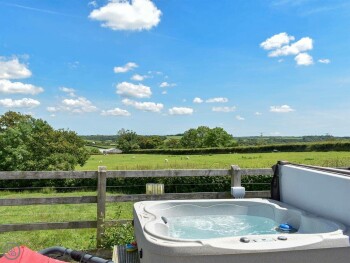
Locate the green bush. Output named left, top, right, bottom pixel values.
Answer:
left=101, top=205, right=135, bottom=248
left=101, top=222, right=134, bottom=248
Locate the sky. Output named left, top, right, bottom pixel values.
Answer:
left=0, top=0, right=350, bottom=136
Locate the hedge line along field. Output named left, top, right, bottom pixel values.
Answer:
left=76, top=151, right=350, bottom=170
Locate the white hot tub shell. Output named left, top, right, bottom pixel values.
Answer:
left=133, top=199, right=350, bottom=263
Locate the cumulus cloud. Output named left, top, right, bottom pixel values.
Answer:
left=0, top=79, right=44, bottom=95
left=59, top=87, right=76, bottom=97
left=159, top=82, right=176, bottom=88
left=61, top=97, right=98, bottom=113
left=212, top=106, right=236, bottom=112
left=122, top=98, right=163, bottom=112
left=261, top=33, right=314, bottom=66
left=193, top=97, right=203, bottom=103
left=318, top=58, right=330, bottom=64
left=89, top=0, right=161, bottom=31
left=268, top=37, right=313, bottom=57
left=270, top=105, right=295, bottom=113
left=114, top=62, right=138, bottom=73
left=206, top=97, right=228, bottom=103
left=295, top=53, right=314, bottom=66
left=236, top=115, right=245, bottom=121
left=47, top=106, right=58, bottom=112
left=131, top=74, right=149, bottom=81
left=260, top=32, right=295, bottom=50
left=255, top=112, right=262, bottom=116
left=168, top=107, right=193, bottom=115
left=47, top=97, right=97, bottom=114
left=161, top=91, right=167, bottom=95
left=0, top=98, right=40, bottom=108
left=101, top=108, right=131, bottom=116
left=116, top=81, right=152, bottom=98
left=0, top=57, right=32, bottom=79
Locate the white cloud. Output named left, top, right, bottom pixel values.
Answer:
left=169, top=107, right=193, bottom=115
left=122, top=98, right=163, bottom=112
left=116, top=81, right=152, bottom=98
left=101, top=108, right=131, bottom=116
left=131, top=74, right=148, bottom=81
left=236, top=115, right=245, bottom=121
left=268, top=37, right=313, bottom=57
left=212, top=106, right=236, bottom=112
left=255, top=112, right=262, bottom=116
left=318, top=58, right=330, bottom=64
left=0, top=57, right=32, bottom=79
left=261, top=33, right=314, bottom=66
left=159, top=81, right=176, bottom=88
left=0, top=79, right=44, bottom=95
left=161, top=91, right=167, bottom=95
left=67, top=61, right=79, bottom=69
left=193, top=97, right=203, bottom=103
left=206, top=97, right=228, bottom=103
left=59, top=87, right=76, bottom=97
left=89, top=0, right=161, bottom=31
left=88, top=1, right=98, bottom=8
left=47, top=106, right=58, bottom=112
left=295, top=52, right=313, bottom=66
left=61, top=97, right=98, bottom=113
left=0, top=98, right=40, bottom=108
left=270, top=105, right=295, bottom=113
left=260, top=32, right=295, bottom=50
left=113, top=62, right=138, bottom=73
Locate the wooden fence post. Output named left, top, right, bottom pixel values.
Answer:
left=96, top=166, right=107, bottom=248
left=230, top=165, right=241, bottom=187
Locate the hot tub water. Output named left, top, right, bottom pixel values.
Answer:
left=167, top=214, right=279, bottom=239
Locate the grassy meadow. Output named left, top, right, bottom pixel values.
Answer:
left=77, top=151, right=350, bottom=170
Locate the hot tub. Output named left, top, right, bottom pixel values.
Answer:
left=133, top=199, right=350, bottom=263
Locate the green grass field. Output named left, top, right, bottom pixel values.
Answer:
left=1, top=151, right=350, bottom=251
left=77, top=151, right=350, bottom=170
left=0, top=191, right=134, bottom=251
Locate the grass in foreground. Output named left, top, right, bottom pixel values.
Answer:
left=0, top=191, right=133, bottom=251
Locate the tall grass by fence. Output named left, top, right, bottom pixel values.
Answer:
left=0, top=166, right=273, bottom=247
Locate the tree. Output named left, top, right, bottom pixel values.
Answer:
left=116, top=129, right=140, bottom=153
left=180, top=126, right=236, bottom=148
left=203, top=127, right=235, bottom=147
left=0, top=111, right=89, bottom=171
left=137, top=135, right=164, bottom=149
left=180, top=128, right=200, bottom=148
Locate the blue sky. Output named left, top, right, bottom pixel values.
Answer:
left=0, top=0, right=349, bottom=136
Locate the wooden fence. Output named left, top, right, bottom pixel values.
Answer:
left=0, top=165, right=273, bottom=247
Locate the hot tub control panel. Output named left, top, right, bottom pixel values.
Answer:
left=240, top=236, right=288, bottom=243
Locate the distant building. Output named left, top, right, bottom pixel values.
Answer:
left=99, top=148, right=122, bottom=154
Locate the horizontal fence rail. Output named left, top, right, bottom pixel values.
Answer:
left=0, top=166, right=274, bottom=246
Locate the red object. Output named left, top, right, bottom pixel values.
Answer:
left=0, top=246, right=67, bottom=263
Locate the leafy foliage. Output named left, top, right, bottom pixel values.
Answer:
left=180, top=126, right=236, bottom=148
left=115, top=129, right=140, bottom=153
left=0, top=111, right=89, bottom=171
left=101, top=205, right=135, bottom=248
